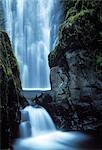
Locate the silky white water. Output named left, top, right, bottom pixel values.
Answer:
left=2, top=0, right=60, bottom=90
left=20, top=106, right=56, bottom=137
left=14, top=106, right=90, bottom=150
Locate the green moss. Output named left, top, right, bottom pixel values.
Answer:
left=66, top=7, right=74, bottom=19
left=6, top=67, right=12, bottom=76
left=99, top=32, right=102, bottom=38
left=96, top=55, right=102, bottom=67
left=50, top=0, right=102, bottom=68
left=0, top=61, right=12, bottom=78
left=14, top=53, right=20, bottom=74
left=68, top=9, right=92, bottom=23
left=0, top=62, right=6, bottom=75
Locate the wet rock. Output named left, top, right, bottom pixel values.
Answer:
left=0, top=31, right=22, bottom=149
left=48, top=0, right=102, bottom=132
left=50, top=66, right=69, bottom=101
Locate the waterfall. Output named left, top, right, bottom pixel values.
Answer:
left=14, top=106, right=91, bottom=150
left=20, top=105, right=56, bottom=137
left=2, top=0, right=61, bottom=90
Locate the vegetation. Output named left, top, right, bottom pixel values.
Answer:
left=0, top=32, right=21, bottom=97
left=50, top=0, right=102, bottom=70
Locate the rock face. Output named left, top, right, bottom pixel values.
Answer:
left=47, top=0, right=102, bottom=132
left=0, top=31, right=22, bottom=149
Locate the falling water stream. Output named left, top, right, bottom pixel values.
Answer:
left=13, top=105, right=92, bottom=150
left=20, top=106, right=56, bottom=137
left=2, top=0, right=60, bottom=90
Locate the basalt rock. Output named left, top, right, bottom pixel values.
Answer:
left=48, top=0, right=102, bottom=132
left=0, top=31, right=24, bottom=149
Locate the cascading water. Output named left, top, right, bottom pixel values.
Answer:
left=20, top=106, right=56, bottom=137
left=14, top=105, right=91, bottom=150
left=2, top=0, right=61, bottom=90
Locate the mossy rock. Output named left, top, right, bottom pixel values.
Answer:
left=49, top=0, right=102, bottom=68
left=59, top=0, right=101, bottom=49
left=0, top=31, right=22, bottom=149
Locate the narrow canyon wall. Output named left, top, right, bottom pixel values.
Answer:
left=47, top=0, right=102, bottom=131
left=0, top=31, right=22, bottom=149
left=0, top=2, right=102, bottom=149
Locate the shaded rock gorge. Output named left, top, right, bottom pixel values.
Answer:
left=0, top=31, right=21, bottom=149
left=0, top=0, right=102, bottom=149
left=40, top=0, right=102, bottom=133
left=0, top=31, right=28, bottom=149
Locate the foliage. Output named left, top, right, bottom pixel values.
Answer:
left=58, top=0, right=102, bottom=50
left=49, top=0, right=102, bottom=68
left=96, top=54, right=102, bottom=72
left=68, top=9, right=90, bottom=23
left=0, top=32, right=21, bottom=92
